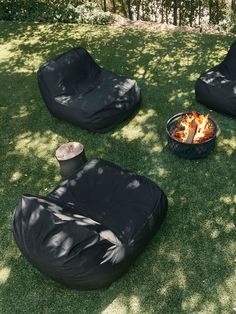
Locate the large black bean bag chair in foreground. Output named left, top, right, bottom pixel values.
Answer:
left=13, top=159, right=168, bottom=290
left=37, top=48, right=141, bottom=132
left=195, top=41, right=236, bottom=116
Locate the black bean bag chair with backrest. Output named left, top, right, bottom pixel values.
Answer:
left=195, top=41, right=236, bottom=116
left=37, top=47, right=141, bottom=132
left=12, top=159, right=167, bottom=290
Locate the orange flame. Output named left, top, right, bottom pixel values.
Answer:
left=173, top=112, right=214, bottom=143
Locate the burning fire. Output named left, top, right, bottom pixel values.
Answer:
left=173, top=112, right=215, bottom=144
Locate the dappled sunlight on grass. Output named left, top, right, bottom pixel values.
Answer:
left=220, top=195, right=236, bottom=205
left=148, top=166, right=170, bottom=178
left=112, top=109, right=160, bottom=143
left=102, top=294, right=141, bottom=314
left=112, top=126, right=144, bottom=142
left=216, top=272, right=236, bottom=309
left=0, top=267, right=11, bottom=285
left=102, top=298, right=127, bottom=314
left=9, top=171, right=22, bottom=183
left=0, top=39, right=38, bottom=74
left=0, top=21, right=235, bottom=313
left=188, top=72, right=200, bottom=81
left=168, top=90, right=193, bottom=109
left=203, top=216, right=235, bottom=238
left=11, top=105, right=31, bottom=119
left=134, top=65, right=146, bottom=79
left=182, top=292, right=203, bottom=311
left=13, top=130, right=59, bottom=159
left=218, top=135, right=236, bottom=156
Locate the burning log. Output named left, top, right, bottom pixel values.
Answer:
left=172, top=112, right=215, bottom=144
left=185, top=120, right=197, bottom=144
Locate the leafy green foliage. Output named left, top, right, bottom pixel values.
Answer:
left=72, top=2, right=114, bottom=25
left=0, top=0, right=77, bottom=22
left=228, top=14, right=236, bottom=32
left=0, top=0, right=233, bottom=29
left=0, top=0, right=113, bottom=24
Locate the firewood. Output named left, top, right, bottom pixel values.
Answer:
left=185, top=120, right=197, bottom=143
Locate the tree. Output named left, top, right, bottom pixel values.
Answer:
left=111, top=0, right=117, bottom=12
left=103, top=0, right=107, bottom=11
left=232, top=0, right=236, bottom=13
left=173, top=0, right=178, bottom=25
left=127, top=0, right=134, bottom=20
left=92, top=0, right=231, bottom=28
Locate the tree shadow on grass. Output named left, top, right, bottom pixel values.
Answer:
left=0, top=22, right=235, bottom=313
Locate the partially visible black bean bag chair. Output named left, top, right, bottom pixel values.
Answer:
left=13, top=159, right=167, bottom=290
left=195, top=41, right=236, bottom=116
left=37, top=48, right=141, bottom=132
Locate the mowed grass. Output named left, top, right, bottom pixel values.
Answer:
left=0, top=21, right=235, bottom=314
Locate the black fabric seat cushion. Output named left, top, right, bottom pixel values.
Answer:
left=37, top=48, right=141, bottom=132
left=13, top=159, right=167, bottom=290
left=195, top=41, right=236, bottom=116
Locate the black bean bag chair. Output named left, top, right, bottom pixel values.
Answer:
left=12, top=159, right=168, bottom=290
left=195, top=41, right=236, bottom=117
left=37, top=47, right=141, bottom=132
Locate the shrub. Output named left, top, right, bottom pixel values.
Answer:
left=72, top=2, right=113, bottom=25
left=228, top=14, right=236, bottom=33
left=0, top=0, right=113, bottom=24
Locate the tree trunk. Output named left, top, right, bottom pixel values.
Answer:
left=112, top=0, right=116, bottom=13
left=173, top=0, right=178, bottom=25
left=127, top=0, right=133, bottom=20
left=136, top=0, right=142, bottom=20
left=232, top=0, right=236, bottom=13
left=198, top=0, right=202, bottom=25
left=103, top=0, right=107, bottom=11
left=179, top=2, right=182, bottom=26
left=215, top=0, right=219, bottom=24
left=165, top=6, right=169, bottom=23
left=161, top=0, right=164, bottom=23
left=120, top=0, right=128, bottom=17
left=189, top=0, right=194, bottom=27
left=209, top=0, right=212, bottom=23
left=154, top=0, right=158, bottom=21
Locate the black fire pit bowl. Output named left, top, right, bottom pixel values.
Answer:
left=166, top=112, right=219, bottom=159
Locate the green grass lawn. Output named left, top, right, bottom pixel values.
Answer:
left=0, top=21, right=235, bottom=314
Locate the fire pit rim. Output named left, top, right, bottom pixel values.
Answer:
left=166, top=111, right=219, bottom=146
